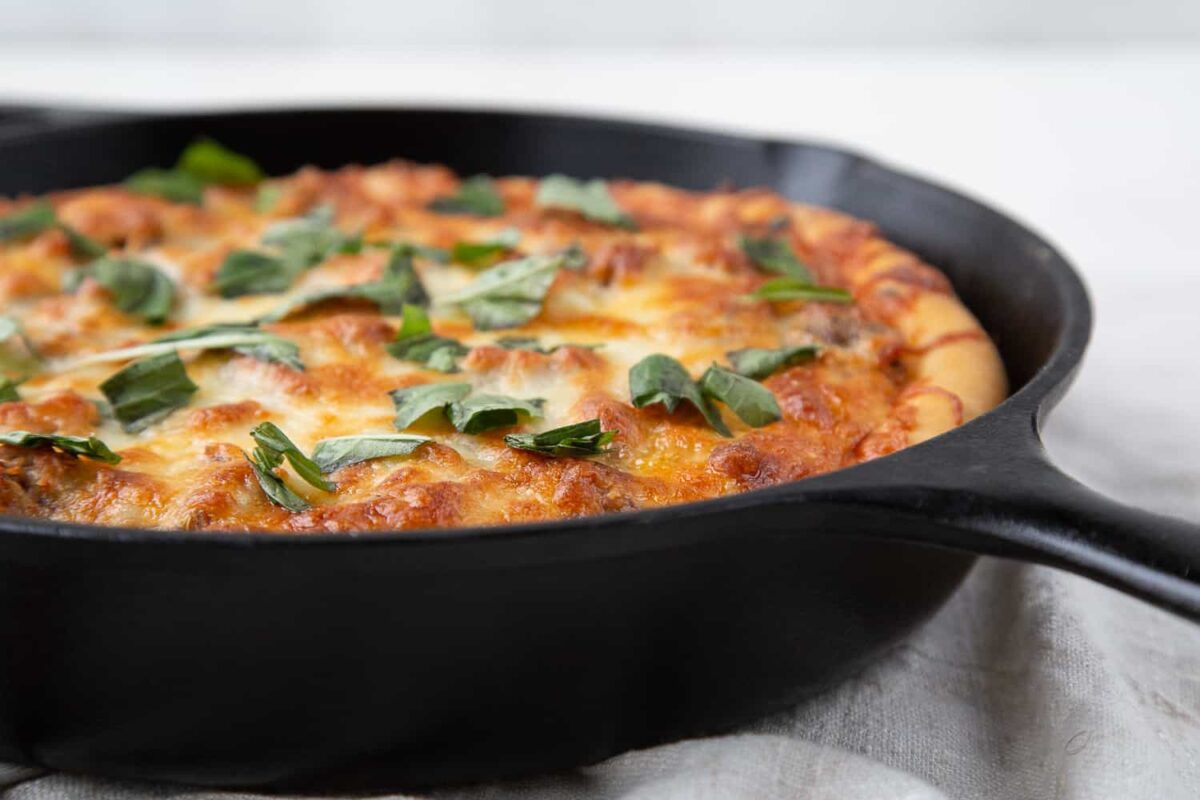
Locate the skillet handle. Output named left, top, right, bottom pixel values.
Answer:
left=811, top=411, right=1200, bottom=621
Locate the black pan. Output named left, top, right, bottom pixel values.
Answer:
left=0, top=106, right=1195, bottom=792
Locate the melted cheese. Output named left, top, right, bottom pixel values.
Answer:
left=0, top=162, right=1004, bottom=532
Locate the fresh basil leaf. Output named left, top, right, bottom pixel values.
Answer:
left=213, top=250, right=300, bottom=298
left=428, top=175, right=505, bottom=217
left=60, top=224, right=108, bottom=260
left=535, top=175, right=635, bottom=229
left=447, top=393, right=545, bottom=435
left=265, top=204, right=361, bottom=268
left=258, top=247, right=429, bottom=322
left=99, top=351, right=198, bottom=432
left=0, top=378, right=18, bottom=402
left=253, top=184, right=282, bottom=213
left=250, top=421, right=333, bottom=491
left=451, top=227, right=521, bottom=268
left=726, top=344, right=819, bottom=380
left=386, top=304, right=469, bottom=373
left=0, top=201, right=56, bottom=242
left=66, top=258, right=176, bottom=324
left=263, top=204, right=358, bottom=258
left=0, top=314, right=40, bottom=379
left=699, top=364, right=782, bottom=427
left=738, top=235, right=813, bottom=282
left=379, top=245, right=432, bottom=308
left=442, top=253, right=565, bottom=330
left=217, top=207, right=362, bottom=297
left=124, top=139, right=263, bottom=204
left=495, top=336, right=601, bottom=354
left=0, top=430, right=121, bottom=464
left=377, top=241, right=450, bottom=264
left=0, top=201, right=109, bottom=261
left=750, top=277, right=853, bottom=304
left=195, top=327, right=303, bottom=371
left=504, top=419, right=614, bottom=457
left=255, top=285, right=362, bottom=322
left=390, top=382, right=472, bottom=430
left=494, top=336, right=544, bottom=351
left=125, top=168, right=206, bottom=204
left=176, top=138, right=263, bottom=186
left=63, top=324, right=302, bottom=371
left=628, top=354, right=730, bottom=437
left=247, top=452, right=310, bottom=512
left=311, top=433, right=430, bottom=473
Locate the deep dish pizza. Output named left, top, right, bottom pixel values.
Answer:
left=0, top=140, right=1006, bottom=532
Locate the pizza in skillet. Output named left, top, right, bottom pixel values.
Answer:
left=0, top=140, right=1005, bottom=532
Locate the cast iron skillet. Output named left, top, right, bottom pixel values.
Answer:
left=0, top=106, right=1196, bottom=791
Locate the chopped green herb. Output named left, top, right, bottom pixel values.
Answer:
left=738, top=235, right=814, bottom=282
left=0, top=201, right=56, bottom=242
left=447, top=393, right=545, bottom=435
left=726, top=344, right=819, bottom=380
left=156, top=324, right=302, bottom=370
left=311, top=433, right=430, bottom=473
left=377, top=241, right=450, bottom=264
left=495, top=336, right=601, bottom=354
left=451, top=227, right=521, bottom=268
left=258, top=245, right=429, bottom=322
left=176, top=138, right=263, bottom=186
left=0, top=200, right=107, bottom=260
left=217, top=205, right=363, bottom=297
left=0, top=430, right=121, bottom=464
left=504, top=419, right=614, bottom=457
left=125, top=168, right=207, bottom=205
left=0, top=314, right=40, bottom=379
left=213, top=250, right=298, bottom=298
left=65, top=258, right=176, bottom=324
left=61, top=324, right=302, bottom=372
left=442, top=253, right=565, bottom=330
left=390, top=382, right=472, bottom=430
left=428, top=175, right=505, bottom=217
left=247, top=451, right=310, bottom=512
left=249, top=422, right=333, bottom=492
left=60, top=224, right=108, bottom=260
left=99, top=351, right=198, bottom=432
left=0, top=378, right=21, bottom=402
left=386, top=305, right=469, bottom=373
left=750, top=277, right=853, bottom=304
left=261, top=204, right=361, bottom=269
left=125, top=139, right=264, bottom=204
left=628, top=354, right=730, bottom=436
left=699, top=364, right=782, bottom=427
left=379, top=245, right=432, bottom=308
left=535, top=175, right=635, bottom=229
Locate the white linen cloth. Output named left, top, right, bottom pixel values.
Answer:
left=0, top=45, right=1197, bottom=800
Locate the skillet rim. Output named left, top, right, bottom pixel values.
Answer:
left=0, top=104, right=1093, bottom=549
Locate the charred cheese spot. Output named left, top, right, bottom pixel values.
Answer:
left=0, top=161, right=1006, bottom=531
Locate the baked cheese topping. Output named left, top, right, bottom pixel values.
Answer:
left=0, top=143, right=1006, bottom=532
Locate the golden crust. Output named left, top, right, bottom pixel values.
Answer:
left=0, top=161, right=1006, bottom=532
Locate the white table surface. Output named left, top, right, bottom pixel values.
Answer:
left=0, top=43, right=1197, bottom=800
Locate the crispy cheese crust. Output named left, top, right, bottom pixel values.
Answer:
left=0, top=162, right=1005, bottom=532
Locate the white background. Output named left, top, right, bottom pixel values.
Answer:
left=3, top=0, right=1200, bottom=46
left=1, top=8, right=1199, bottom=799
